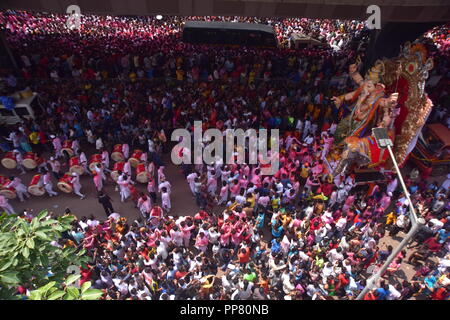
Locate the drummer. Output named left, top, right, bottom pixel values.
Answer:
left=71, top=172, right=86, bottom=200
left=117, top=172, right=133, bottom=202
left=100, top=148, right=110, bottom=172
left=137, top=193, right=152, bottom=219
left=122, top=143, right=130, bottom=160
left=0, top=194, right=15, bottom=215
left=79, top=151, right=92, bottom=176
left=42, top=169, right=59, bottom=197
left=94, top=163, right=107, bottom=182
left=48, top=156, right=62, bottom=180
left=92, top=170, right=103, bottom=192
left=50, top=135, right=62, bottom=159
left=123, top=159, right=132, bottom=177
left=12, top=149, right=26, bottom=175
left=147, top=160, right=155, bottom=179
left=72, top=139, right=80, bottom=156
left=6, top=176, right=30, bottom=202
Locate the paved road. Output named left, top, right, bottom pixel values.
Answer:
left=1, top=151, right=201, bottom=219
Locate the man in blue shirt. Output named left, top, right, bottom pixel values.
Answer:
left=271, top=219, right=284, bottom=239
left=375, top=282, right=390, bottom=300
left=270, top=238, right=281, bottom=255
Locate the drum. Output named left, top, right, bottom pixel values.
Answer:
left=89, top=154, right=102, bottom=171
left=23, top=152, right=38, bottom=169
left=62, top=140, right=74, bottom=157
left=111, top=161, right=125, bottom=181
left=28, top=174, right=45, bottom=196
left=57, top=173, right=73, bottom=193
left=0, top=176, right=16, bottom=199
left=69, top=156, right=84, bottom=175
left=0, top=187, right=16, bottom=199
left=136, top=163, right=149, bottom=183
left=1, top=151, right=17, bottom=169
left=129, top=149, right=143, bottom=168
left=111, top=144, right=125, bottom=162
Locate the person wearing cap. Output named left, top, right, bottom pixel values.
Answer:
left=70, top=172, right=85, bottom=199
left=6, top=176, right=30, bottom=202
left=0, top=194, right=15, bottom=215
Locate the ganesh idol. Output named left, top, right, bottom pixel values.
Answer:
left=330, top=59, right=400, bottom=175
left=332, top=60, right=399, bottom=146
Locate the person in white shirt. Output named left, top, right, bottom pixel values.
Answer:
left=186, top=171, right=198, bottom=196
left=43, top=170, right=58, bottom=196
left=70, top=172, right=85, bottom=199
left=0, top=194, right=15, bottom=214
left=387, top=284, right=402, bottom=300
left=12, top=149, right=26, bottom=175
left=95, top=136, right=103, bottom=151
left=71, top=139, right=80, bottom=156
left=101, top=149, right=110, bottom=171
left=282, top=270, right=295, bottom=295
left=327, top=247, right=344, bottom=264
left=6, top=176, right=30, bottom=202
left=148, top=138, right=155, bottom=154
left=158, top=178, right=172, bottom=195
left=429, top=218, right=444, bottom=232
left=79, top=151, right=91, bottom=176
left=234, top=280, right=254, bottom=300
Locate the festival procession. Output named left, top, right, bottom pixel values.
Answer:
left=0, top=8, right=448, bottom=301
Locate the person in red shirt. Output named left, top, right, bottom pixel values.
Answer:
left=423, top=236, right=442, bottom=253
left=237, top=247, right=251, bottom=266
left=174, top=266, right=188, bottom=280
left=363, top=290, right=379, bottom=300
left=79, top=264, right=94, bottom=286
left=432, top=285, right=449, bottom=300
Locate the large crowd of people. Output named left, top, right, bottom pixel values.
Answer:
left=0, top=11, right=448, bottom=300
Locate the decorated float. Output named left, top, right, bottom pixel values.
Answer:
left=329, top=41, right=434, bottom=180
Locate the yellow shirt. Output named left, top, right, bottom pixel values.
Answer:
left=300, top=167, right=309, bottom=179
left=281, top=215, right=292, bottom=228
left=247, top=195, right=256, bottom=208
left=29, top=132, right=39, bottom=144
left=271, top=198, right=280, bottom=209
left=386, top=212, right=396, bottom=225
